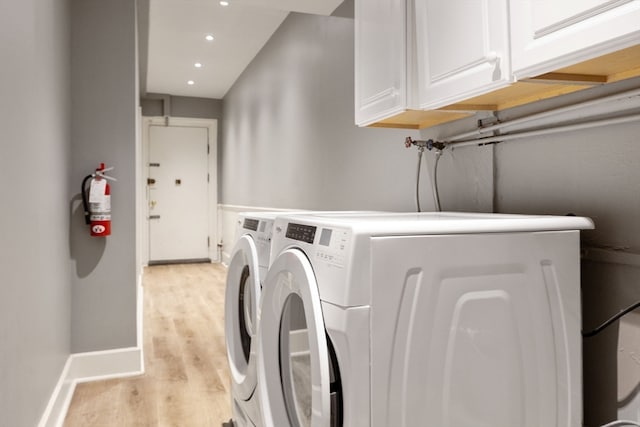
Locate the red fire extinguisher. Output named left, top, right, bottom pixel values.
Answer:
left=82, top=163, right=115, bottom=237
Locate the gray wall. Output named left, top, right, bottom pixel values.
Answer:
left=0, top=0, right=72, bottom=425
left=141, top=94, right=223, bottom=149
left=484, top=81, right=640, bottom=426
left=137, top=0, right=150, bottom=96
left=0, top=0, right=139, bottom=422
left=221, top=10, right=640, bottom=427
left=70, top=0, right=138, bottom=352
left=331, top=0, right=354, bottom=18
left=221, top=12, right=490, bottom=213
left=141, top=94, right=223, bottom=120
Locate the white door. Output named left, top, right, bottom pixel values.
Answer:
left=148, top=125, right=210, bottom=263
left=415, top=0, right=511, bottom=109
left=510, top=0, right=640, bottom=78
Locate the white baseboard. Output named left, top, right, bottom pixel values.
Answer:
left=68, top=347, right=144, bottom=383
left=38, top=346, right=144, bottom=427
left=37, top=356, right=74, bottom=427
left=217, top=203, right=304, bottom=213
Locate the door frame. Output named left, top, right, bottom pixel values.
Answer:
left=140, top=116, right=218, bottom=265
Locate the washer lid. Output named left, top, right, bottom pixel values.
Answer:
left=258, top=249, right=333, bottom=427
left=225, top=234, right=261, bottom=399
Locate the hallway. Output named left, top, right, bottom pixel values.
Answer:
left=64, top=263, right=232, bottom=426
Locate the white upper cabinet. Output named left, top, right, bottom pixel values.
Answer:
left=415, top=0, right=511, bottom=109
left=354, top=0, right=409, bottom=126
left=510, top=0, right=640, bottom=79
left=355, top=0, right=640, bottom=129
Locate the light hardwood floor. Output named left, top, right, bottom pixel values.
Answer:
left=64, top=263, right=233, bottom=427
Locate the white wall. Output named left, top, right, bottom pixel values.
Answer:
left=69, top=0, right=138, bottom=352
left=221, top=9, right=640, bottom=427
left=0, top=0, right=72, bottom=425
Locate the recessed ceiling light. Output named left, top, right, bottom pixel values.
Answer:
left=220, top=1, right=229, bottom=6
left=205, top=34, right=214, bottom=41
left=187, top=80, right=195, bottom=85
left=194, top=62, right=202, bottom=68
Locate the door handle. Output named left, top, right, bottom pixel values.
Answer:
left=149, top=215, right=160, bottom=220
left=147, top=178, right=156, bottom=185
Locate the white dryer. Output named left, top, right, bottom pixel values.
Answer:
left=257, top=212, right=593, bottom=427
left=226, top=211, right=283, bottom=427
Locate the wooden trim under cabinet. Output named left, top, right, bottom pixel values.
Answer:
left=368, top=44, right=640, bottom=130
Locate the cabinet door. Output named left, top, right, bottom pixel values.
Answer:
left=415, top=0, right=511, bottom=110
left=355, top=0, right=408, bottom=126
left=511, top=0, right=640, bottom=78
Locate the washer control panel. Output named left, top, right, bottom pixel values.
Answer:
left=242, top=218, right=259, bottom=231
left=279, top=222, right=352, bottom=270
left=286, top=223, right=317, bottom=244
left=314, top=227, right=350, bottom=269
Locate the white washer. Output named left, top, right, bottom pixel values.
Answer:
left=226, top=212, right=284, bottom=427
left=225, top=211, right=376, bottom=426
left=257, top=212, right=594, bottom=427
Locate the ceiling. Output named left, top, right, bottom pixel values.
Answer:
left=145, top=0, right=345, bottom=100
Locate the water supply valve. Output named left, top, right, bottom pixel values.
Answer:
left=404, top=136, right=446, bottom=151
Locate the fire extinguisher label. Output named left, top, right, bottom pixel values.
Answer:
left=89, top=179, right=108, bottom=203
left=90, top=214, right=111, bottom=221
left=89, top=196, right=110, bottom=213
